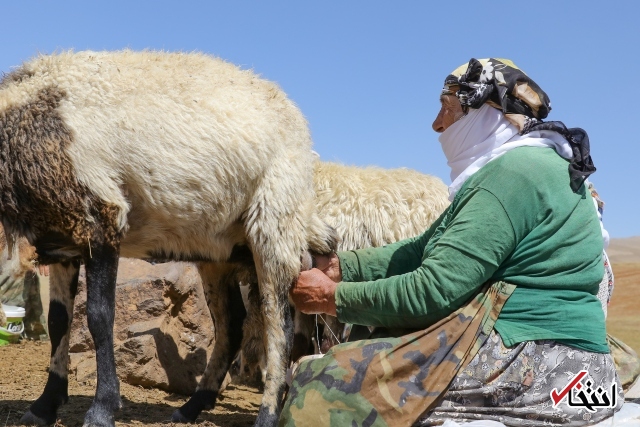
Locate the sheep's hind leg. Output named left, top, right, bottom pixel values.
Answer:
left=291, top=310, right=317, bottom=364
left=172, top=262, right=247, bottom=423
left=246, top=226, right=299, bottom=426
left=252, top=253, right=295, bottom=427
left=82, top=243, right=121, bottom=427
left=239, top=280, right=267, bottom=386
left=21, top=261, right=80, bottom=426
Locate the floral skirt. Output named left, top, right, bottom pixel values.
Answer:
left=417, top=330, right=623, bottom=427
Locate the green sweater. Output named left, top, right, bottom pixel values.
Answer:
left=335, top=147, right=608, bottom=353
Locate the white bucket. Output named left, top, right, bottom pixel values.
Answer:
left=0, top=304, right=25, bottom=345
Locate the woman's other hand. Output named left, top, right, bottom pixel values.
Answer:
left=290, top=268, right=338, bottom=316
left=310, top=252, right=342, bottom=283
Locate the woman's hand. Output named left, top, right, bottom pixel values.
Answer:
left=290, top=252, right=343, bottom=316
left=311, top=252, right=342, bottom=283
left=290, top=268, right=338, bottom=316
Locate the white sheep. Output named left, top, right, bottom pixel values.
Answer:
left=312, top=161, right=450, bottom=249
left=239, top=161, right=451, bottom=383
left=0, top=50, right=336, bottom=427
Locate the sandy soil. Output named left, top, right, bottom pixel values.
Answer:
left=607, top=238, right=640, bottom=264
left=0, top=340, right=261, bottom=427
left=607, top=263, right=640, bottom=355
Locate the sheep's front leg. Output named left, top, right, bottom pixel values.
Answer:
left=21, top=261, right=80, bottom=426
left=172, top=262, right=247, bottom=423
left=82, top=244, right=121, bottom=427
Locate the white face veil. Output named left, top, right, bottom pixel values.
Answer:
left=437, top=102, right=608, bottom=248
left=443, top=58, right=596, bottom=193
left=438, top=104, right=573, bottom=201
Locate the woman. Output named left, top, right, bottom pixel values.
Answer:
left=280, top=58, right=623, bottom=427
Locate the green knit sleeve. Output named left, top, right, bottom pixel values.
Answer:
left=337, top=208, right=449, bottom=283
left=335, top=188, right=516, bottom=328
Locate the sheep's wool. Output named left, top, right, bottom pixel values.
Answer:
left=0, top=50, right=324, bottom=261
left=0, top=50, right=338, bottom=425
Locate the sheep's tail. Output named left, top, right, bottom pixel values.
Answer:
left=306, top=213, right=340, bottom=255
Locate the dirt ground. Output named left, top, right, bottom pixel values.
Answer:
left=2, top=263, right=638, bottom=427
left=607, top=263, right=640, bottom=355
left=0, top=340, right=262, bottom=427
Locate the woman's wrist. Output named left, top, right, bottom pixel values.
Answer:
left=323, top=279, right=338, bottom=317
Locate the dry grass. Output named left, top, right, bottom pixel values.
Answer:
left=607, top=263, right=640, bottom=355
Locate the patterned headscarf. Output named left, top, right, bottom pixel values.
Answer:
left=443, top=58, right=596, bottom=191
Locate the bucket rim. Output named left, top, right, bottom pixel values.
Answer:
left=1, top=304, right=25, bottom=318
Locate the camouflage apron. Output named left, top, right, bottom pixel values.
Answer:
left=279, top=281, right=515, bottom=427
left=608, top=334, right=640, bottom=392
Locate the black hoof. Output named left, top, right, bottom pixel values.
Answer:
left=20, top=410, right=53, bottom=426
left=171, top=409, right=195, bottom=423
left=174, top=389, right=216, bottom=423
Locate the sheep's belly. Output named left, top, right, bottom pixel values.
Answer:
left=119, top=214, right=247, bottom=262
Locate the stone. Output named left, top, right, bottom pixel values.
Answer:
left=627, top=377, right=640, bottom=400
left=69, top=258, right=216, bottom=395
left=70, top=352, right=96, bottom=383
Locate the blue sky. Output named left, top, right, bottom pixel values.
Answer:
left=3, top=1, right=639, bottom=237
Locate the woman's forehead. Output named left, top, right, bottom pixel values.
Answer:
left=440, top=93, right=459, bottom=105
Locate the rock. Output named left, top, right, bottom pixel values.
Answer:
left=627, top=377, right=640, bottom=400
left=70, top=352, right=96, bottom=383
left=69, top=259, right=215, bottom=395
